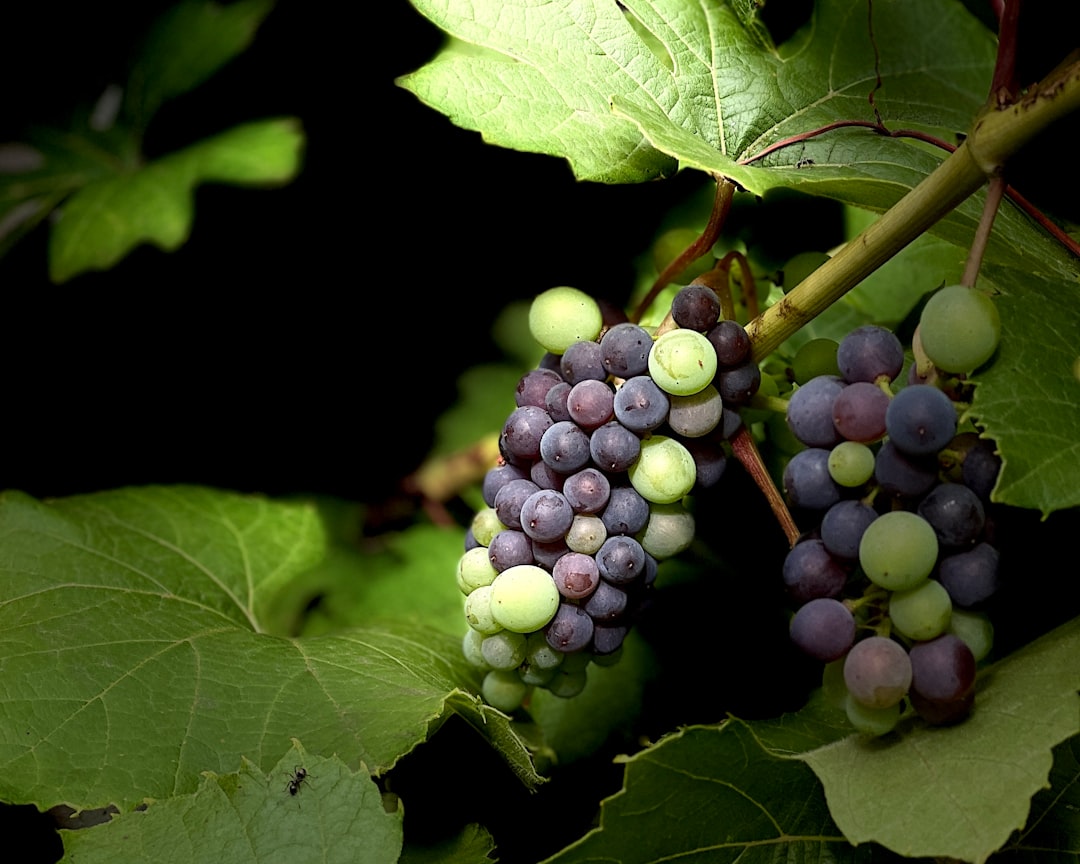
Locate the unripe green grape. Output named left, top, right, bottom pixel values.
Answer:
left=948, top=608, right=994, bottom=662
left=828, top=441, right=876, bottom=487
left=457, top=546, right=498, bottom=594
left=628, top=435, right=697, bottom=504
left=791, top=337, right=840, bottom=384
left=888, top=579, right=952, bottom=641
left=918, top=284, right=1001, bottom=373
left=462, top=627, right=491, bottom=669
left=648, top=328, right=718, bottom=396
left=489, top=564, right=560, bottom=632
left=528, top=286, right=604, bottom=355
left=471, top=506, right=504, bottom=547
left=636, top=501, right=695, bottom=559
left=845, top=692, right=902, bottom=736
left=480, top=630, right=528, bottom=670
left=482, top=669, right=529, bottom=713
left=859, top=511, right=938, bottom=591
left=544, top=665, right=589, bottom=698
left=525, top=631, right=565, bottom=671
left=565, top=514, right=607, bottom=554
left=781, top=250, right=831, bottom=293
left=464, top=585, right=503, bottom=635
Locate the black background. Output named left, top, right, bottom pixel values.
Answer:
left=2, top=1, right=714, bottom=504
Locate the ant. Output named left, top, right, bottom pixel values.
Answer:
left=285, top=766, right=312, bottom=796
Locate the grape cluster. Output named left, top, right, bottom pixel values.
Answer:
left=457, top=284, right=758, bottom=713
left=780, top=313, right=1004, bottom=735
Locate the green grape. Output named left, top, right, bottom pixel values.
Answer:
left=456, top=546, right=498, bottom=594
left=918, top=284, right=1001, bottom=373
left=888, top=579, right=952, bottom=641
left=480, top=630, right=528, bottom=670
left=528, top=286, right=604, bottom=355
left=565, top=514, right=607, bottom=554
left=481, top=669, right=529, bottom=713
left=470, top=506, right=504, bottom=547
left=462, top=627, right=491, bottom=669
left=648, top=328, right=718, bottom=396
left=636, top=501, right=695, bottom=558
left=464, top=585, right=502, bottom=635
left=628, top=435, right=697, bottom=504
left=948, top=608, right=994, bottom=662
left=489, top=564, right=560, bottom=632
left=792, top=337, right=841, bottom=384
left=828, top=441, right=876, bottom=487
left=781, top=250, right=831, bottom=293
left=844, top=692, right=902, bottom=736
left=859, top=511, right=938, bottom=591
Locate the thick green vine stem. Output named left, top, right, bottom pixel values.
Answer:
left=745, top=54, right=1080, bottom=361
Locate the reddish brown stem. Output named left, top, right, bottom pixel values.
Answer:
left=632, top=179, right=735, bottom=324
left=962, top=174, right=1008, bottom=287
left=728, top=425, right=801, bottom=548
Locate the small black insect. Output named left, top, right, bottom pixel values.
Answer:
left=285, top=766, right=310, bottom=796
left=795, top=158, right=815, bottom=169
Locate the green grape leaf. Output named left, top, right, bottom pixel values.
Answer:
left=400, top=824, right=498, bottom=864
left=0, top=486, right=542, bottom=817
left=59, top=741, right=401, bottom=864
left=540, top=719, right=871, bottom=864
left=786, top=616, right=1080, bottom=864
left=47, top=118, right=304, bottom=283
left=126, top=0, right=277, bottom=126
left=996, top=735, right=1080, bottom=861
left=968, top=268, right=1080, bottom=515
left=400, top=0, right=994, bottom=191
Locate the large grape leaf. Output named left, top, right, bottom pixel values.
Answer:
left=0, top=486, right=541, bottom=817
left=538, top=616, right=1080, bottom=864
left=399, top=0, right=995, bottom=190
left=59, top=741, right=400, bottom=864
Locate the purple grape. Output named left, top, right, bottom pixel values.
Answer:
left=487, top=530, right=534, bottom=573
left=917, top=482, right=985, bottom=549
left=566, top=379, right=616, bottom=430
left=789, top=597, right=856, bottom=662
left=482, top=463, right=530, bottom=507
left=501, top=405, right=554, bottom=462
left=600, top=323, right=653, bottom=378
left=551, top=552, right=601, bottom=599
left=937, top=542, right=1000, bottom=607
left=783, top=448, right=842, bottom=511
left=613, top=376, right=670, bottom=433
left=909, top=633, right=976, bottom=705
left=519, top=489, right=575, bottom=543
left=715, top=362, right=761, bottom=406
left=874, top=440, right=939, bottom=499
left=589, top=421, right=641, bottom=472
left=671, top=284, right=722, bottom=331
left=494, top=478, right=541, bottom=529
left=836, top=325, right=904, bottom=384
left=831, top=381, right=890, bottom=443
left=515, top=368, right=564, bottom=408
left=592, top=623, right=629, bottom=655
left=706, top=319, right=752, bottom=368
left=600, top=485, right=650, bottom=536
left=583, top=579, right=629, bottom=622
left=885, top=384, right=958, bottom=456
left=545, top=603, right=595, bottom=653
left=539, top=420, right=592, bottom=474
left=562, top=467, right=611, bottom=514
left=820, top=499, right=878, bottom=562
left=596, top=535, right=647, bottom=585
left=786, top=375, right=845, bottom=448
left=782, top=538, right=848, bottom=603
left=560, top=339, right=607, bottom=384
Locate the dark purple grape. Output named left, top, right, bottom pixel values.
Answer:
left=584, top=579, right=629, bottom=622
left=589, top=421, right=641, bottom=472
left=494, top=478, right=541, bottom=529
left=874, top=440, right=939, bottom=499
left=600, top=485, right=651, bottom=536
left=519, top=489, right=575, bottom=543
left=681, top=434, right=728, bottom=489
left=786, top=375, right=845, bottom=448
left=539, top=420, right=592, bottom=474
left=596, top=535, right=647, bottom=585
left=592, top=624, right=629, bottom=655
left=560, top=339, right=607, bottom=384
left=909, top=633, right=976, bottom=705
left=837, top=325, right=904, bottom=384
left=831, top=381, right=890, bottom=443
left=529, top=459, right=566, bottom=491
left=501, top=405, right=554, bottom=462
left=515, top=368, right=564, bottom=408
left=600, top=323, right=653, bottom=378
left=552, top=552, right=601, bottom=599
left=706, top=319, right=752, bottom=368
left=613, top=376, right=670, bottom=434
left=715, top=362, right=761, bottom=406
left=820, top=499, right=878, bottom=562
left=482, top=463, right=530, bottom=507
left=789, top=597, right=856, bottom=662
left=562, top=467, right=611, bottom=514
left=487, top=530, right=534, bottom=572
left=961, top=438, right=1002, bottom=502
left=566, top=379, right=615, bottom=430
left=671, top=284, right=722, bottom=331
left=545, top=603, right=595, bottom=653
left=531, top=538, right=570, bottom=570
left=885, top=384, right=958, bottom=456
left=783, top=448, right=842, bottom=511
left=544, top=380, right=573, bottom=423
left=937, top=542, right=1000, bottom=607
left=917, top=482, right=985, bottom=548
left=782, top=538, right=848, bottom=603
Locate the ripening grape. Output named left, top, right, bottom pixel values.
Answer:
left=918, top=284, right=1001, bottom=373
